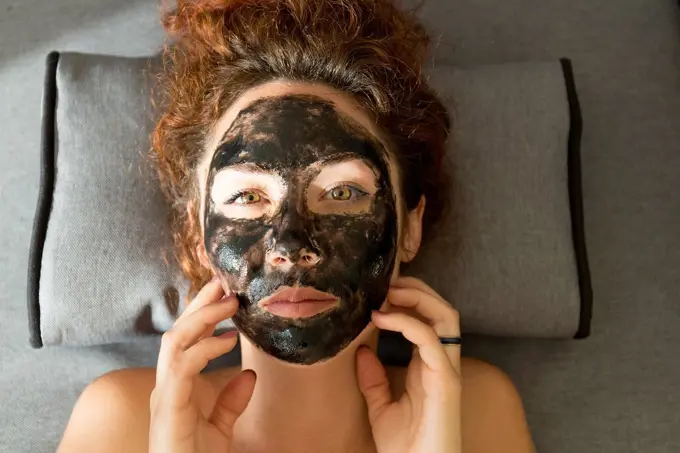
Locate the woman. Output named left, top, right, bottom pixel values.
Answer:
left=57, top=1, right=535, bottom=452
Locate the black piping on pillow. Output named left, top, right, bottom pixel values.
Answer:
left=560, top=58, right=593, bottom=339
left=27, top=51, right=60, bottom=348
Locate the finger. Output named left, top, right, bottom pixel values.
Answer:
left=388, top=283, right=462, bottom=376
left=381, top=303, right=431, bottom=326
left=157, top=332, right=240, bottom=409
left=157, top=297, right=239, bottom=385
left=182, top=331, right=240, bottom=376
left=372, top=311, right=457, bottom=376
left=175, top=277, right=225, bottom=324
left=162, top=296, right=238, bottom=352
left=387, top=288, right=460, bottom=336
left=210, top=370, right=257, bottom=438
left=392, top=276, right=440, bottom=297
left=177, top=294, right=233, bottom=346
left=387, top=288, right=461, bottom=375
left=356, top=346, right=392, bottom=424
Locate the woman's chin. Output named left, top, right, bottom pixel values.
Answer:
left=248, top=320, right=380, bottom=368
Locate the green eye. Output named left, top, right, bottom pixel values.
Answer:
left=323, top=184, right=368, bottom=201
left=230, top=191, right=261, bottom=204
left=331, top=187, right=352, bottom=200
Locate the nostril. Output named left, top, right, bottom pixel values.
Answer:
left=271, top=255, right=288, bottom=266
left=302, top=253, right=321, bottom=265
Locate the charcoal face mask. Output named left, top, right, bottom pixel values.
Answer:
left=204, top=95, right=398, bottom=365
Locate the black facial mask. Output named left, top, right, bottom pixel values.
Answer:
left=204, top=95, right=397, bottom=365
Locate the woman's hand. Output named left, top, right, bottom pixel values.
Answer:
left=357, top=276, right=462, bottom=453
left=149, top=277, right=256, bottom=453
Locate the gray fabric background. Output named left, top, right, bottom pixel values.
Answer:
left=412, top=63, right=581, bottom=338
left=40, top=54, right=188, bottom=346
left=37, top=54, right=580, bottom=346
left=1, top=1, right=679, bottom=452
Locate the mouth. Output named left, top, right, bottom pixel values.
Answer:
left=258, top=286, right=339, bottom=319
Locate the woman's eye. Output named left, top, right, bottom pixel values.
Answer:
left=331, top=187, right=352, bottom=200
left=229, top=191, right=262, bottom=205
left=323, top=185, right=368, bottom=201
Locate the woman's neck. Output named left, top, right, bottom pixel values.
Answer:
left=232, top=327, right=379, bottom=453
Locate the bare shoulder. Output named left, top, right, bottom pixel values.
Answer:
left=75, top=367, right=158, bottom=412
left=459, top=358, right=536, bottom=453
left=386, top=356, right=514, bottom=393
left=70, top=367, right=157, bottom=416
left=56, top=368, right=156, bottom=453
left=387, top=357, right=536, bottom=453
left=460, top=356, right=517, bottom=387
left=58, top=365, right=238, bottom=453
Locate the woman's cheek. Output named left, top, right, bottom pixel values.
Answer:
left=205, top=218, right=269, bottom=281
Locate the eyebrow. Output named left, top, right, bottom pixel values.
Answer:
left=211, top=161, right=274, bottom=175
left=313, top=152, right=381, bottom=175
left=212, top=154, right=378, bottom=177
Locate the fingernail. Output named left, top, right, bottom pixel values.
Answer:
left=211, top=275, right=220, bottom=282
left=219, top=330, right=239, bottom=339
left=219, top=295, right=238, bottom=304
left=371, top=310, right=382, bottom=317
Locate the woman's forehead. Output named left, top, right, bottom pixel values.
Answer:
left=207, top=95, right=388, bottom=176
left=200, top=81, right=390, bottom=178
left=206, top=80, right=385, bottom=151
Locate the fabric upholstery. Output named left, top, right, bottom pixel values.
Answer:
left=30, top=52, right=589, bottom=347
left=35, top=54, right=187, bottom=346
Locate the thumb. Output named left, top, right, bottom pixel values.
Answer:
left=209, top=369, right=257, bottom=437
left=356, top=346, right=392, bottom=423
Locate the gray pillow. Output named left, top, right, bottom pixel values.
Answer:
left=28, top=52, right=592, bottom=353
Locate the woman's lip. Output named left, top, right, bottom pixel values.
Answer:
left=259, top=286, right=339, bottom=318
left=264, top=300, right=338, bottom=318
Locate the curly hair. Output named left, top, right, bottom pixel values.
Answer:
left=151, top=0, right=451, bottom=298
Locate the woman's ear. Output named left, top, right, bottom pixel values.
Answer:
left=400, top=196, right=426, bottom=263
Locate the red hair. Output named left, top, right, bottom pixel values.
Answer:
left=151, top=0, right=451, bottom=297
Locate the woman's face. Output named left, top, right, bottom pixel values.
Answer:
left=198, top=81, right=409, bottom=365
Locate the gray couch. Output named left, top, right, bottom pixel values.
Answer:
left=1, top=1, right=679, bottom=452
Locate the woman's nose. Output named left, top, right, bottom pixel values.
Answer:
left=267, top=202, right=321, bottom=270
left=267, top=247, right=321, bottom=270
